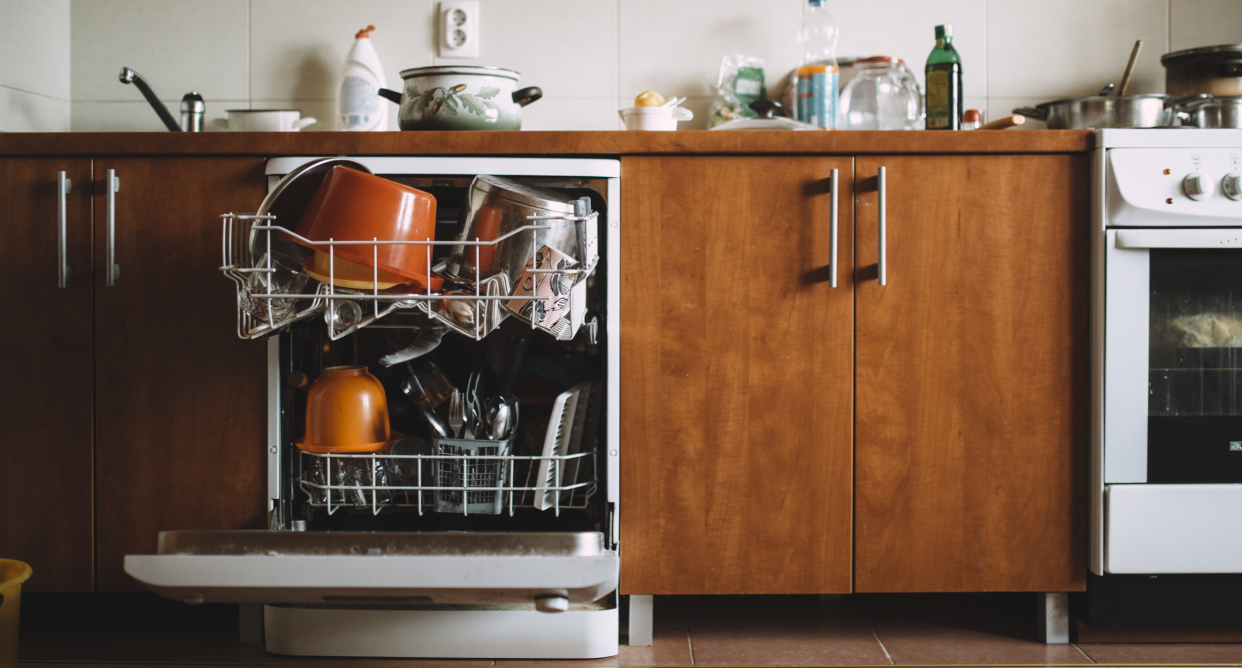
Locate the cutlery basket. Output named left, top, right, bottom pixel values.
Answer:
left=433, top=437, right=512, bottom=515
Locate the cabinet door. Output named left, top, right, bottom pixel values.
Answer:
left=93, top=158, right=269, bottom=590
left=854, top=155, right=1089, bottom=592
left=620, top=157, right=854, bottom=595
left=0, top=159, right=95, bottom=591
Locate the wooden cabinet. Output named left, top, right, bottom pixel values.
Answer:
left=853, top=155, right=1089, bottom=592
left=0, top=157, right=268, bottom=591
left=620, top=157, right=855, bottom=595
left=0, top=159, right=95, bottom=591
left=93, top=158, right=269, bottom=590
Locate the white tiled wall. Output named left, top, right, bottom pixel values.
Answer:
left=7, top=0, right=1242, bottom=132
left=1, top=0, right=71, bottom=131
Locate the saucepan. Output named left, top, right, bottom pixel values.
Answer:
left=378, top=66, right=542, bottom=131
left=1014, top=93, right=1209, bottom=129
left=1177, top=95, right=1242, bottom=128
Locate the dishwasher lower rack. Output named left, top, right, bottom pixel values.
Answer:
left=297, top=442, right=597, bottom=517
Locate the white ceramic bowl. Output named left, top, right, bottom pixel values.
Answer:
left=213, top=109, right=317, bottom=132
left=618, top=106, right=693, bottom=131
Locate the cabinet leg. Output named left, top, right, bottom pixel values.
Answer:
left=628, top=595, right=653, bottom=647
left=239, top=603, right=264, bottom=644
left=1036, top=593, right=1069, bottom=644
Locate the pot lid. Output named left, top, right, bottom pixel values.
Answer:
left=472, top=175, right=574, bottom=213
left=711, top=99, right=822, bottom=131
left=1162, top=43, right=1242, bottom=63
left=399, top=65, right=520, bottom=81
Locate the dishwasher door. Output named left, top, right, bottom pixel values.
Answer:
left=124, top=530, right=618, bottom=607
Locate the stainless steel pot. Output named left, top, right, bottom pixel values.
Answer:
left=1014, top=94, right=1199, bottom=129
left=1162, top=44, right=1242, bottom=97
left=377, top=66, right=542, bottom=131
left=1178, top=95, right=1242, bottom=128
left=438, top=176, right=585, bottom=288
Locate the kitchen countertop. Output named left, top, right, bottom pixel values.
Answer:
left=0, top=130, right=1093, bottom=156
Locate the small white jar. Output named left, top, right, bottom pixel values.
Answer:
left=618, top=106, right=693, bottom=131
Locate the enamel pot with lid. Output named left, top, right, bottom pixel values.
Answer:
left=378, top=66, right=542, bottom=130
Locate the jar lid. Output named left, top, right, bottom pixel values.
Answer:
left=472, top=175, right=575, bottom=213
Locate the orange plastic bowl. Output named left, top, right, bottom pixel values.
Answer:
left=296, top=366, right=392, bottom=454
left=289, top=166, right=440, bottom=289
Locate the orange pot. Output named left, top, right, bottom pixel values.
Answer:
left=289, top=166, right=441, bottom=289
left=296, top=366, right=392, bottom=453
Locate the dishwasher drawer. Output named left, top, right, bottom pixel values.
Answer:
left=124, top=530, right=618, bottom=607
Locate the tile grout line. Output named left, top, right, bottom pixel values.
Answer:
left=1072, top=642, right=1098, bottom=664
left=868, top=623, right=895, bottom=665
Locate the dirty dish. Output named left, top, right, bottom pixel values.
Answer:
left=296, top=366, right=392, bottom=453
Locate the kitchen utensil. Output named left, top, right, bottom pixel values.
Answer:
left=978, top=115, right=1026, bottom=130
left=710, top=100, right=822, bottom=130
left=448, top=389, right=464, bottom=438
left=1178, top=95, right=1242, bottom=128
left=838, top=56, right=924, bottom=130
left=296, top=366, right=392, bottom=453
left=400, top=365, right=450, bottom=439
left=1013, top=94, right=1198, bottom=129
left=239, top=251, right=311, bottom=323
left=534, top=385, right=581, bottom=511
left=433, top=437, right=511, bottom=514
left=212, top=110, right=316, bottom=132
left=288, top=166, right=443, bottom=290
left=660, top=96, right=686, bottom=107
left=301, top=251, right=408, bottom=290
left=431, top=273, right=511, bottom=339
left=439, top=176, right=586, bottom=288
left=377, top=66, right=542, bottom=131
left=251, top=158, right=372, bottom=259
left=1162, top=44, right=1242, bottom=97
left=1118, top=40, right=1143, bottom=95
left=488, top=337, right=526, bottom=441
left=617, top=106, right=693, bottom=130
left=1098, top=83, right=1115, bottom=96
left=379, top=320, right=447, bottom=367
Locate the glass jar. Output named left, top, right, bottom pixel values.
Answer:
left=838, top=56, right=924, bottom=130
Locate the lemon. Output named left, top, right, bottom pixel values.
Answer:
left=634, top=90, right=665, bottom=107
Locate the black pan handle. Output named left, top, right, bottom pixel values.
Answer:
left=1012, top=106, right=1047, bottom=121
left=378, top=88, right=403, bottom=104
left=512, top=87, right=542, bottom=107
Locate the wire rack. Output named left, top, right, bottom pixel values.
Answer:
left=219, top=212, right=599, bottom=342
left=297, top=447, right=597, bottom=517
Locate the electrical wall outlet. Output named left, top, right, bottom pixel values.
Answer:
left=438, top=1, right=479, bottom=59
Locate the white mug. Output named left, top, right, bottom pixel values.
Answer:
left=213, top=109, right=317, bottom=132
left=617, top=106, right=693, bottom=131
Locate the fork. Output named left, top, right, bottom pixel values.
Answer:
left=447, top=389, right=464, bottom=439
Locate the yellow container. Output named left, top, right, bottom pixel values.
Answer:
left=0, top=560, right=32, bottom=668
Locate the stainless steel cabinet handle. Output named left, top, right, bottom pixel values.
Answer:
left=829, top=168, right=839, bottom=288
left=106, top=169, right=121, bottom=286
left=878, top=166, right=887, bottom=286
left=57, top=171, right=72, bottom=288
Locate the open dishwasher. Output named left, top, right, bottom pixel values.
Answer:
left=124, top=157, right=622, bottom=658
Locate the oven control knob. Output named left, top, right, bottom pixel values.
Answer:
left=1183, top=172, right=1215, bottom=201
left=1223, top=173, right=1242, bottom=201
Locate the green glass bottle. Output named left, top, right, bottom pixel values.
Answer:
left=925, top=24, right=962, bottom=130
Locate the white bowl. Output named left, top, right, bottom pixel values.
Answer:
left=618, top=106, right=693, bottom=131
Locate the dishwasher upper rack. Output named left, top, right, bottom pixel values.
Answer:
left=297, top=448, right=598, bottom=517
left=219, top=212, right=600, bottom=342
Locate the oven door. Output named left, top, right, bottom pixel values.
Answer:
left=1103, top=228, right=1242, bottom=573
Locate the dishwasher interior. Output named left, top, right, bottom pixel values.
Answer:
left=124, top=158, right=623, bottom=659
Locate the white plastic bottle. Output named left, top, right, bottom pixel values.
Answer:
left=796, top=0, right=840, bottom=129
left=336, top=25, right=388, bottom=131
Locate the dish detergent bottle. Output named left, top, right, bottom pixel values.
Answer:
left=336, top=25, right=388, bottom=131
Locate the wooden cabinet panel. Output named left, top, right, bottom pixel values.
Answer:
left=0, top=159, right=95, bottom=591
left=620, top=157, right=854, bottom=595
left=93, top=158, right=268, bottom=590
left=853, top=155, right=1089, bottom=592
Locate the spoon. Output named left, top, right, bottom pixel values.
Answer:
left=486, top=337, right=526, bottom=441
left=1118, top=39, right=1143, bottom=96
left=660, top=96, right=686, bottom=108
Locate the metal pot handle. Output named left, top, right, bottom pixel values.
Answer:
left=1166, top=94, right=1213, bottom=110
left=378, top=88, right=403, bottom=104
left=512, top=86, right=543, bottom=107
left=1013, top=106, right=1047, bottom=121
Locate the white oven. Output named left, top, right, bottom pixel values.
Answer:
left=1095, top=132, right=1242, bottom=576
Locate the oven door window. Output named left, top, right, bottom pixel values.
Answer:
left=1149, top=248, right=1242, bottom=482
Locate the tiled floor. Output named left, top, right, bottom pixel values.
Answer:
left=15, top=592, right=1242, bottom=666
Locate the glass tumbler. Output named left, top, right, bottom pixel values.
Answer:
left=241, top=251, right=311, bottom=323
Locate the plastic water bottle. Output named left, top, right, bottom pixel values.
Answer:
left=796, top=0, right=840, bottom=129
left=335, top=25, right=388, bottom=131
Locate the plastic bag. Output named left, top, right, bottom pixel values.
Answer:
left=708, top=55, right=767, bottom=128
